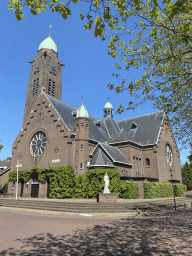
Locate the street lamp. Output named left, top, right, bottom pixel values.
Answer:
left=170, top=168, right=177, bottom=210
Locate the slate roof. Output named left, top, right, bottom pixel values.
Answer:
left=89, top=149, right=115, bottom=167
left=116, top=111, right=164, bottom=145
left=90, top=143, right=131, bottom=166
left=99, top=142, right=131, bottom=165
left=46, top=94, right=164, bottom=146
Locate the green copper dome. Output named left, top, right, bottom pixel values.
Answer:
left=76, top=103, right=89, bottom=118
left=38, top=36, right=57, bottom=52
left=104, top=101, right=113, bottom=109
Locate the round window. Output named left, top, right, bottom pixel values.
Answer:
left=165, top=144, right=172, bottom=166
left=30, top=131, right=47, bottom=157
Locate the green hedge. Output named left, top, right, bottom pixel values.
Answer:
left=144, top=180, right=187, bottom=199
left=120, top=180, right=139, bottom=199
left=8, top=166, right=139, bottom=199
left=174, top=183, right=187, bottom=197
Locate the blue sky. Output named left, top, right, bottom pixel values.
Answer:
left=0, top=1, right=190, bottom=165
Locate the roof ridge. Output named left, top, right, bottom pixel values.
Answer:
left=116, top=110, right=164, bottom=123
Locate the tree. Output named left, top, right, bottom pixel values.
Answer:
left=182, top=162, right=192, bottom=191
left=0, top=140, right=3, bottom=153
left=182, top=144, right=192, bottom=190
left=8, top=0, right=192, bottom=148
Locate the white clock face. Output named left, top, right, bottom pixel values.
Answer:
left=30, top=131, right=47, bottom=157
left=165, top=144, right=172, bottom=166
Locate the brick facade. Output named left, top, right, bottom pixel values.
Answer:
left=7, top=39, right=182, bottom=199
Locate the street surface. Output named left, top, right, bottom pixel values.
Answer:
left=0, top=207, right=192, bottom=255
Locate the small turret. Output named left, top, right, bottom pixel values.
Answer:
left=104, top=98, right=113, bottom=118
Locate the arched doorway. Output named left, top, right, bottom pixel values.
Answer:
left=31, top=173, right=39, bottom=198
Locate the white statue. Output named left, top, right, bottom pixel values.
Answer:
left=103, top=173, right=110, bottom=193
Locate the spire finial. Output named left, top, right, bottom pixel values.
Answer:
left=107, top=97, right=109, bottom=102
left=49, top=25, right=52, bottom=37
left=82, top=97, right=84, bottom=104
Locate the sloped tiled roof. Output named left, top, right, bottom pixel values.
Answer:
left=109, top=129, right=129, bottom=143
left=116, top=111, right=164, bottom=145
left=89, top=148, right=115, bottom=167
left=99, top=142, right=131, bottom=165
left=46, top=95, right=110, bottom=142
left=46, top=94, right=164, bottom=146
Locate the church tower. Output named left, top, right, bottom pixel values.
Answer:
left=23, top=31, right=65, bottom=124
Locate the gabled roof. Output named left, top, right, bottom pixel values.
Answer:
left=89, top=148, right=115, bottom=167
left=109, top=129, right=129, bottom=143
left=100, top=142, right=131, bottom=165
left=46, top=95, right=110, bottom=142
left=90, top=142, right=131, bottom=166
left=116, top=111, right=164, bottom=145
left=45, top=94, right=164, bottom=146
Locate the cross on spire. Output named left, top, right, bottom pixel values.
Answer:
left=49, top=25, right=52, bottom=37
left=82, top=97, right=84, bottom=104
left=107, top=97, right=109, bottom=102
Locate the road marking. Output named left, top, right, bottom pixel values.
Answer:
left=79, top=214, right=93, bottom=217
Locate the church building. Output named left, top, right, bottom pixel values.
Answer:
left=8, top=35, right=182, bottom=198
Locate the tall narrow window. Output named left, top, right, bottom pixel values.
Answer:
left=52, top=81, right=55, bottom=96
left=81, top=144, right=83, bottom=150
left=146, top=158, right=150, bottom=166
left=48, top=79, right=51, bottom=95
left=80, top=163, right=82, bottom=169
left=32, top=80, right=36, bottom=95
left=35, top=78, right=39, bottom=94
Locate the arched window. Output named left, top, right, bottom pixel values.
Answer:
left=81, top=144, right=83, bottom=150
left=146, top=158, right=150, bottom=166
left=80, top=163, right=82, bottom=169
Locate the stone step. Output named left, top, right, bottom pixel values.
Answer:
left=0, top=198, right=190, bottom=213
left=0, top=203, right=134, bottom=212
left=0, top=202, right=126, bottom=210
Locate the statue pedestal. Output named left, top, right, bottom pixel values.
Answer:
left=97, top=193, right=117, bottom=203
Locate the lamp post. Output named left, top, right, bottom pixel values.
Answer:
left=16, top=160, right=19, bottom=200
left=170, top=168, right=177, bottom=210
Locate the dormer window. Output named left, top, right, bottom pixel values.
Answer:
left=94, top=120, right=100, bottom=126
left=131, top=122, right=137, bottom=129
left=72, top=111, right=77, bottom=118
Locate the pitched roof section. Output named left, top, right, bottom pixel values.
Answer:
left=103, top=117, right=120, bottom=138
left=46, top=95, right=77, bottom=131
left=89, top=148, right=114, bottom=167
left=46, top=95, right=164, bottom=146
left=99, top=143, right=131, bottom=165
left=46, top=95, right=110, bottom=141
left=116, top=111, right=164, bottom=145
left=109, top=129, right=129, bottom=143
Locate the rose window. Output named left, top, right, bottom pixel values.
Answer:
left=30, top=131, right=47, bottom=157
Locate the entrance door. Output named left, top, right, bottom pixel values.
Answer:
left=31, top=184, right=39, bottom=198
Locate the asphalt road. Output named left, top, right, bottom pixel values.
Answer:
left=1, top=207, right=192, bottom=255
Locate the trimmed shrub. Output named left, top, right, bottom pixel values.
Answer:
left=74, top=174, right=89, bottom=198
left=2, top=182, right=9, bottom=195
left=121, top=180, right=139, bottom=199
left=174, top=183, right=187, bottom=197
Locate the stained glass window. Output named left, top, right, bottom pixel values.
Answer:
left=30, top=131, right=47, bottom=157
